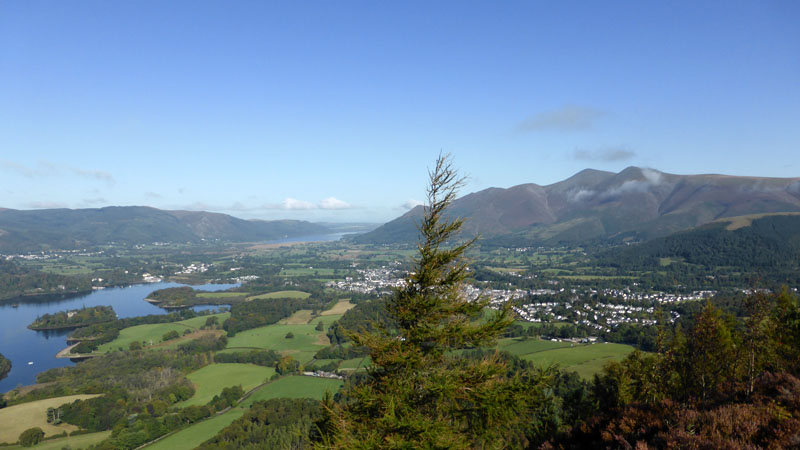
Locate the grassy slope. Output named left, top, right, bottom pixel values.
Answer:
left=225, top=323, right=328, bottom=364
left=3, top=431, right=111, bottom=450
left=0, top=395, right=101, bottom=444
left=245, top=290, right=311, bottom=301
left=496, top=337, right=634, bottom=378
left=177, top=363, right=276, bottom=407
left=95, top=313, right=229, bottom=352
left=241, top=376, right=344, bottom=407
left=144, top=408, right=245, bottom=450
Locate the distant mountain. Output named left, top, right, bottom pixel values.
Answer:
left=0, top=206, right=330, bottom=252
left=354, top=167, right=800, bottom=246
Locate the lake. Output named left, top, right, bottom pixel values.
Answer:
left=0, top=282, right=237, bottom=393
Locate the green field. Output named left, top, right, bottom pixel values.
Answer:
left=524, top=343, right=635, bottom=378
left=95, top=312, right=229, bottom=352
left=338, top=356, right=370, bottom=371
left=177, top=363, right=275, bottom=407
left=279, top=268, right=336, bottom=277
left=0, top=395, right=101, bottom=444
left=4, top=431, right=111, bottom=450
left=246, top=290, right=311, bottom=300
left=144, top=408, right=245, bottom=450
left=225, top=322, right=328, bottom=364
left=241, top=376, right=343, bottom=407
left=495, top=338, right=635, bottom=378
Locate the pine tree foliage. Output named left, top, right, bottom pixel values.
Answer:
left=317, top=155, right=552, bottom=449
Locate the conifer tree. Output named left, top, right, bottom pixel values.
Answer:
left=317, top=154, right=551, bottom=449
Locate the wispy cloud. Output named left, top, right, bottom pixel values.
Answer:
left=280, top=198, right=315, bottom=210
left=1, top=159, right=115, bottom=185
left=145, top=191, right=163, bottom=200
left=516, top=106, right=605, bottom=132
left=401, top=199, right=424, bottom=210
left=571, top=147, right=636, bottom=162
left=319, top=197, right=352, bottom=210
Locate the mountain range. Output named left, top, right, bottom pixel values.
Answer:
left=354, top=167, right=800, bottom=246
left=0, top=206, right=330, bottom=252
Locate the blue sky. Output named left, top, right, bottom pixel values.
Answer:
left=1, top=1, right=798, bottom=222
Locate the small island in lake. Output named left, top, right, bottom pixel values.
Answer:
left=28, top=305, right=116, bottom=330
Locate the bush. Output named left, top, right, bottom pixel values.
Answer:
left=129, top=341, right=142, bottom=351
left=285, top=332, right=294, bottom=339
left=162, top=330, right=180, bottom=341
left=18, top=427, right=45, bottom=447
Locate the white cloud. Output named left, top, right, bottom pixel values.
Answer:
left=401, top=199, right=424, bottom=209
left=281, top=198, right=315, bottom=210
left=567, top=189, right=595, bottom=203
left=319, top=197, right=352, bottom=210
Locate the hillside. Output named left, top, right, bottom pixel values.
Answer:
left=354, top=167, right=800, bottom=246
left=598, top=213, right=800, bottom=276
left=0, top=206, right=330, bottom=252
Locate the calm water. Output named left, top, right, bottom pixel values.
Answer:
left=0, top=282, right=237, bottom=393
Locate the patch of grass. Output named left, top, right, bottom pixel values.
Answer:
left=280, top=310, right=314, bottom=324
left=320, top=300, right=355, bottom=316
left=496, top=337, right=573, bottom=356
left=144, top=408, right=245, bottom=450
left=0, top=394, right=102, bottom=444
left=225, top=323, right=328, bottom=365
left=241, top=376, right=343, bottom=407
left=338, top=356, right=370, bottom=371
left=4, top=431, right=111, bottom=450
left=95, top=313, right=228, bottom=353
left=521, top=342, right=635, bottom=379
left=245, top=290, right=311, bottom=301
left=177, top=363, right=275, bottom=407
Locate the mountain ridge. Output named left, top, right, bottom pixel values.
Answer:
left=354, top=167, right=800, bottom=246
left=0, top=206, right=331, bottom=251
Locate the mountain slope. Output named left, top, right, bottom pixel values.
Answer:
left=0, top=206, right=329, bottom=251
left=354, top=167, right=800, bottom=246
left=597, top=213, right=800, bottom=278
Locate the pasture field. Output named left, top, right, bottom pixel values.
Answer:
left=177, top=363, right=275, bottom=407
left=241, top=376, right=343, bottom=407
left=225, top=323, right=327, bottom=363
left=245, top=290, right=311, bottom=301
left=496, top=337, right=574, bottom=356
left=144, top=408, right=245, bottom=450
left=95, top=312, right=228, bottom=352
left=524, top=343, right=634, bottom=378
left=279, top=268, right=336, bottom=277
left=338, top=356, right=370, bottom=371
left=0, top=394, right=101, bottom=444
left=493, top=337, right=635, bottom=378
left=280, top=309, right=314, bottom=324
left=320, top=299, right=355, bottom=315
left=308, top=314, right=342, bottom=327
left=4, top=431, right=111, bottom=450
